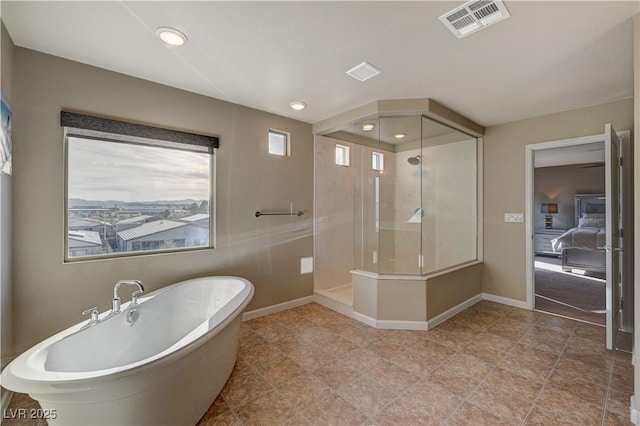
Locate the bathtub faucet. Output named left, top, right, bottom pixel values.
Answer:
left=112, top=280, right=145, bottom=314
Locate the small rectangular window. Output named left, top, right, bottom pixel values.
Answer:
left=335, top=144, right=350, bottom=166
left=268, top=129, right=290, bottom=156
left=372, top=152, right=384, bottom=171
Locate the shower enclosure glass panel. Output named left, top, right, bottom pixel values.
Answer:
left=353, top=114, right=477, bottom=276
left=420, top=116, right=477, bottom=273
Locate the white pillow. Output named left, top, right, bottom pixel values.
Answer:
left=578, top=217, right=605, bottom=228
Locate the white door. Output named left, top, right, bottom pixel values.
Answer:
left=604, top=123, right=621, bottom=350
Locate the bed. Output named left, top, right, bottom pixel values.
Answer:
left=551, top=194, right=606, bottom=275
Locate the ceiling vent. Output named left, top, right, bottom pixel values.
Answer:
left=439, top=0, right=511, bottom=39
left=346, top=61, right=382, bottom=82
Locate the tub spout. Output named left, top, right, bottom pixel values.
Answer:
left=112, top=280, right=144, bottom=314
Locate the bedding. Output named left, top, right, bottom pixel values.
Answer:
left=551, top=226, right=605, bottom=252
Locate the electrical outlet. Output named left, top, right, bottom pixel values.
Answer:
left=504, top=213, right=524, bottom=223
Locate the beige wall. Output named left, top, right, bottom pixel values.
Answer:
left=534, top=164, right=605, bottom=231
left=11, top=48, right=314, bottom=354
left=1, top=21, right=15, bottom=369
left=483, top=98, right=634, bottom=301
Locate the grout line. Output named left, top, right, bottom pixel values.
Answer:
left=440, top=306, right=530, bottom=424
left=519, top=320, right=592, bottom=425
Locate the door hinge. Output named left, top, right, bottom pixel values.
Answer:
left=619, top=299, right=623, bottom=311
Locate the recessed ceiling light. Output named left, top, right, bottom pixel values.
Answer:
left=289, top=101, right=306, bottom=111
left=361, top=123, right=375, bottom=132
left=394, top=133, right=407, bottom=139
left=156, top=27, right=188, bottom=46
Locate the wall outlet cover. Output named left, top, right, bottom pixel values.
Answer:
left=300, top=257, right=313, bottom=274
left=504, top=213, right=524, bottom=223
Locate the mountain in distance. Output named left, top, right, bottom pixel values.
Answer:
left=69, top=198, right=203, bottom=208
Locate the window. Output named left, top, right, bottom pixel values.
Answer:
left=62, top=111, right=217, bottom=261
left=335, top=144, right=350, bottom=166
left=268, top=129, right=290, bottom=156
left=372, top=152, right=384, bottom=171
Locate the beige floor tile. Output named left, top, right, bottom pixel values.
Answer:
left=256, top=354, right=306, bottom=387
left=451, top=309, right=502, bottom=331
left=607, top=386, right=634, bottom=419
left=426, top=322, right=479, bottom=349
left=536, top=314, right=578, bottom=334
left=554, top=356, right=610, bottom=387
left=316, top=333, right=359, bottom=357
left=312, top=359, right=361, bottom=390
left=520, top=325, right=571, bottom=354
left=303, top=393, right=369, bottom=425
left=339, top=347, right=385, bottom=371
left=481, top=368, right=543, bottom=400
left=338, top=375, right=397, bottom=416
left=486, top=317, right=532, bottom=341
left=198, top=410, right=241, bottom=426
left=506, top=307, right=543, bottom=324
left=446, top=402, right=511, bottom=426
left=281, top=413, right=312, bottom=425
left=547, top=369, right=607, bottom=408
left=252, top=322, right=294, bottom=342
left=377, top=329, right=423, bottom=347
left=365, top=338, right=405, bottom=359
left=237, top=341, right=283, bottom=367
left=295, top=325, right=336, bottom=345
left=604, top=410, right=633, bottom=425
left=462, top=332, right=515, bottom=365
left=277, top=373, right=332, bottom=410
left=390, top=345, right=448, bottom=376
left=235, top=390, right=295, bottom=426
left=533, top=386, right=605, bottom=426
left=220, top=367, right=273, bottom=408
left=199, top=395, right=230, bottom=423
left=498, top=344, right=558, bottom=384
left=564, top=336, right=614, bottom=370
left=374, top=398, right=439, bottom=426
left=468, top=383, right=536, bottom=424
left=367, top=360, right=420, bottom=394
left=282, top=342, right=333, bottom=371
left=403, top=379, right=461, bottom=420
left=574, top=322, right=607, bottom=344
left=428, top=364, right=484, bottom=398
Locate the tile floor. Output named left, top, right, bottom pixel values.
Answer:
left=5, top=301, right=634, bottom=425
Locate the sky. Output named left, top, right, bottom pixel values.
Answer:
left=67, top=136, right=210, bottom=202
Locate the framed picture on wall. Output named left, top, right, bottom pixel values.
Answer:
left=1, top=94, right=12, bottom=175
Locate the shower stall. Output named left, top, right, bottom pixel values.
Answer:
left=314, top=99, right=483, bottom=328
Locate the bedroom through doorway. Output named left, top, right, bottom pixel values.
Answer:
left=532, top=144, right=607, bottom=325
left=525, top=126, right=632, bottom=351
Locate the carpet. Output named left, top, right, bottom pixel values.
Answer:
left=535, top=267, right=606, bottom=325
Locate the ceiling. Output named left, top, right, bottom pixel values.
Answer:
left=534, top=142, right=605, bottom=168
left=2, top=1, right=638, bottom=127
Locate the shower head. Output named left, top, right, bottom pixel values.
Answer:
left=407, top=155, right=421, bottom=165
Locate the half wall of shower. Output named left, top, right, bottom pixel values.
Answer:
left=314, top=99, right=484, bottom=328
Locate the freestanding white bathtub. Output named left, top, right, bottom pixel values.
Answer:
left=1, top=276, right=254, bottom=426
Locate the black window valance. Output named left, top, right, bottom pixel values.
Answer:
left=60, top=111, right=219, bottom=153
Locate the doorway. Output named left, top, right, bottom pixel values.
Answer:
left=525, top=128, right=632, bottom=350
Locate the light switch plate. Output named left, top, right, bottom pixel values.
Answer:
left=504, top=213, right=524, bottom=223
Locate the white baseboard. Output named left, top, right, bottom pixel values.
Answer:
left=427, top=293, right=483, bottom=329
left=631, top=396, right=639, bottom=425
left=313, top=292, right=355, bottom=319
left=352, top=312, right=428, bottom=330
left=482, top=293, right=529, bottom=310
left=242, top=295, right=314, bottom=321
